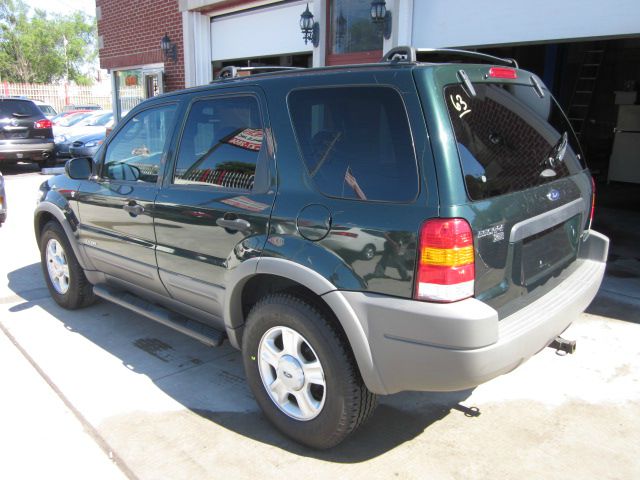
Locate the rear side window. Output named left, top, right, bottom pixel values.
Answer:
left=445, top=83, right=584, bottom=201
left=0, top=100, right=42, bottom=118
left=288, top=86, right=418, bottom=202
left=174, top=96, right=262, bottom=191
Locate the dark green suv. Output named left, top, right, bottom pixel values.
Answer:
left=34, top=47, right=609, bottom=449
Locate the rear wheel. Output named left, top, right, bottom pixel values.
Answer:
left=242, top=293, right=377, bottom=449
left=361, top=244, right=376, bottom=260
left=40, top=221, right=95, bottom=309
left=38, top=154, right=56, bottom=169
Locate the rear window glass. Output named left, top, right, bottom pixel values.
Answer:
left=445, top=83, right=584, bottom=201
left=0, top=100, right=42, bottom=118
left=288, top=86, right=418, bottom=202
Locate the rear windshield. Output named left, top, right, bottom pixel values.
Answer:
left=0, top=100, right=42, bottom=118
left=445, top=83, right=585, bottom=201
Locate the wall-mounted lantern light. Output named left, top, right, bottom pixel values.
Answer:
left=300, top=4, right=319, bottom=47
left=160, top=33, right=177, bottom=62
left=370, top=0, right=392, bottom=40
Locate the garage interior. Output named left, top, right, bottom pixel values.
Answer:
left=481, top=37, right=640, bottom=212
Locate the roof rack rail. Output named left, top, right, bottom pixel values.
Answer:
left=216, top=65, right=306, bottom=80
left=381, top=46, right=518, bottom=68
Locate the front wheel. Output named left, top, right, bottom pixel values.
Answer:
left=40, top=221, right=95, bottom=309
left=242, top=293, right=377, bottom=449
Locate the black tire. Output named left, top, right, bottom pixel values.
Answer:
left=362, top=244, right=376, bottom=260
left=242, top=293, right=377, bottom=449
left=40, top=221, right=95, bottom=309
left=38, top=155, right=56, bottom=169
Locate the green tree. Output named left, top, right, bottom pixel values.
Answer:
left=0, top=0, right=97, bottom=84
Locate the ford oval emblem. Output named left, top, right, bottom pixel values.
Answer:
left=546, top=189, right=560, bottom=201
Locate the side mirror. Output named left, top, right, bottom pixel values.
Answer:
left=65, top=157, right=93, bottom=180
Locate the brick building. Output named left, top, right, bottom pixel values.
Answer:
left=96, top=0, right=184, bottom=119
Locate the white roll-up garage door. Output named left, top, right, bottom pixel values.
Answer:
left=211, top=1, right=312, bottom=61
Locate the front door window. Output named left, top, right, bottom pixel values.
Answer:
left=102, top=104, right=177, bottom=183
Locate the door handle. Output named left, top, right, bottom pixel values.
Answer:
left=216, top=217, right=251, bottom=232
left=123, top=201, right=144, bottom=217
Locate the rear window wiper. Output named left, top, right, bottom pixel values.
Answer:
left=540, top=131, right=568, bottom=177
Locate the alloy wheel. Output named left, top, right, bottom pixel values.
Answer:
left=257, top=326, right=326, bottom=421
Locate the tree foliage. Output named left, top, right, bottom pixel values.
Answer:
left=0, top=0, right=97, bottom=84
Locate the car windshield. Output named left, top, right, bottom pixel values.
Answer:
left=58, top=112, right=92, bottom=127
left=85, top=112, right=113, bottom=126
left=37, top=104, right=56, bottom=115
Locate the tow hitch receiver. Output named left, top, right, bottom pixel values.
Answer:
left=548, top=336, right=576, bottom=356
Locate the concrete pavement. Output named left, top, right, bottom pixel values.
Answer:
left=1, top=163, right=639, bottom=479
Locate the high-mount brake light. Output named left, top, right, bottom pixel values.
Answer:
left=34, top=119, right=52, bottom=129
left=414, top=218, right=475, bottom=303
left=488, top=67, right=518, bottom=79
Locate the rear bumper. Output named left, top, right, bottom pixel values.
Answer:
left=0, top=141, right=54, bottom=161
left=332, top=230, right=609, bottom=394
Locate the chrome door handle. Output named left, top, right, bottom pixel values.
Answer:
left=216, top=217, right=251, bottom=232
left=123, top=202, right=144, bottom=216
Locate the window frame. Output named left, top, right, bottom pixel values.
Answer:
left=286, top=83, right=420, bottom=204
left=97, top=101, right=179, bottom=184
left=167, top=91, right=272, bottom=194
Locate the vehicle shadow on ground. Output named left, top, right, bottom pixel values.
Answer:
left=194, top=390, right=479, bottom=461
left=0, top=162, right=44, bottom=175
left=6, top=262, right=478, bottom=461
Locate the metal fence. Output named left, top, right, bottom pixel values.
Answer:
left=1, top=82, right=112, bottom=113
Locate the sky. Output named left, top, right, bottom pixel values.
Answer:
left=24, top=0, right=95, bottom=17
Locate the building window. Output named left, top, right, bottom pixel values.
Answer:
left=327, top=0, right=383, bottom=64
left=114, top=68, right=164, bottom=121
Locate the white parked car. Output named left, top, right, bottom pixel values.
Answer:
left=33, top=100, right=58, bottom=120
left=321, top=226, right=387, bottom=259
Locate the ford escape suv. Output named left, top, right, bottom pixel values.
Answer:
left=34, top=47, right=609, bottom=449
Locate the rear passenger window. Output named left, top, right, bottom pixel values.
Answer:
left=288, top=87, right=418, bottom=202
left=174, top=96, right=262, bottom=191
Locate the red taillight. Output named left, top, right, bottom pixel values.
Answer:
left=589, top=176, right=596, bottom=230
left=332, top=231, right=358, bottom=238
left=34, top=119, right=52, bottom=129
left=488, top=67, right=518, bottom=79
left=415, top=218, right=475, bottom=303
